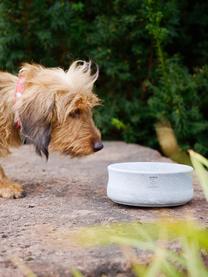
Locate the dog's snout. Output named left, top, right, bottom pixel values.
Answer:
left=93, top=141, right=104, bottom=152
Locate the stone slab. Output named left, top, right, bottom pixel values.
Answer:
left=0, top=142, right=207, bottom=276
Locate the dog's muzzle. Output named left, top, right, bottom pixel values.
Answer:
left=93, top=141, right=104, bottom=152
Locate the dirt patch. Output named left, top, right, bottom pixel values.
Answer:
left=0, top=142, right=207, bottom=276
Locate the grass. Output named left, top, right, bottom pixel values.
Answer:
left=189, top=150, right=208, bottom=200
left=72, top=220, right=208, bottom=276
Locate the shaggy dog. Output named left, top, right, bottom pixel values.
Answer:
left=0, top=61, right=103, bottom=199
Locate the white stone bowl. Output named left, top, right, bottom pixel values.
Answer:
left=107, top=162, right=193, bottom=207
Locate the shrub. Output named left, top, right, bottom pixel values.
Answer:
left=0, top=0, right=207, bottom=155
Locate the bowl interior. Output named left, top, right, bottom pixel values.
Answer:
left=108, top=162, right=193, bottom=174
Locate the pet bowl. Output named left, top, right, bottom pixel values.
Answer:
left=107, top=162, right=193, bottom=207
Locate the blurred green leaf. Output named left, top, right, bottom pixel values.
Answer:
left=189, top=150, right=208, bottom=200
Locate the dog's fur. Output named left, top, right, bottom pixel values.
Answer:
left=0, top=61, right=102, bottom=198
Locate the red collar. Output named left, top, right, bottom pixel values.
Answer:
left=15, top=73, right=25, bottom=129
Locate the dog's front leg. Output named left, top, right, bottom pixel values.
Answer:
left=0, top=166, right=24, bottom=198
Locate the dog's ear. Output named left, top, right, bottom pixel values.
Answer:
left=55, top=92, right=100, bottom=123
left=16, top=90, right=55, bottom=159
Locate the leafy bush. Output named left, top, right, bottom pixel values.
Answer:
left=0, top=0, right=207, bottom=155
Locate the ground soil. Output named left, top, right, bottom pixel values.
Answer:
left=0, top=142, right=207, bottom=277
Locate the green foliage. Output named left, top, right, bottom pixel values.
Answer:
left=147, top=57, right=208, bottom=155
left=72, top=219, right=208, bottom=276
left=0, top=0, right=208, bottom=154
left=145, top=0, right=208, bottom=155
left=71, top=269, right=84, bottom=277
left=189, top=150, right=208, bottom=199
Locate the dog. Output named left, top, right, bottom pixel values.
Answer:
left=0, top=61, right=103, bottom=199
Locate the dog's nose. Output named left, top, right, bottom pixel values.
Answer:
left=93, top=141, right=104, bottom=152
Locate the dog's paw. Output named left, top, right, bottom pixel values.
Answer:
left=0, top=182, right=25, bottom=199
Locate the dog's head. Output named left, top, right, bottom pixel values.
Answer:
left=15, top=61, right=103, bottom=158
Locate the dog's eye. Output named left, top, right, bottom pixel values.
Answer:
left=70, top=109, right=81, bottom=118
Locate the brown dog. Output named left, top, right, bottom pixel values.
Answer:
left=0, top=61, right=103, bottom=198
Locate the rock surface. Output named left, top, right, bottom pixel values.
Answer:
left=0, top=142, right=207, bottom=277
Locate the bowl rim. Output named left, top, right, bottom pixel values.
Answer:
left=108, top=162, right=193, bottom=174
